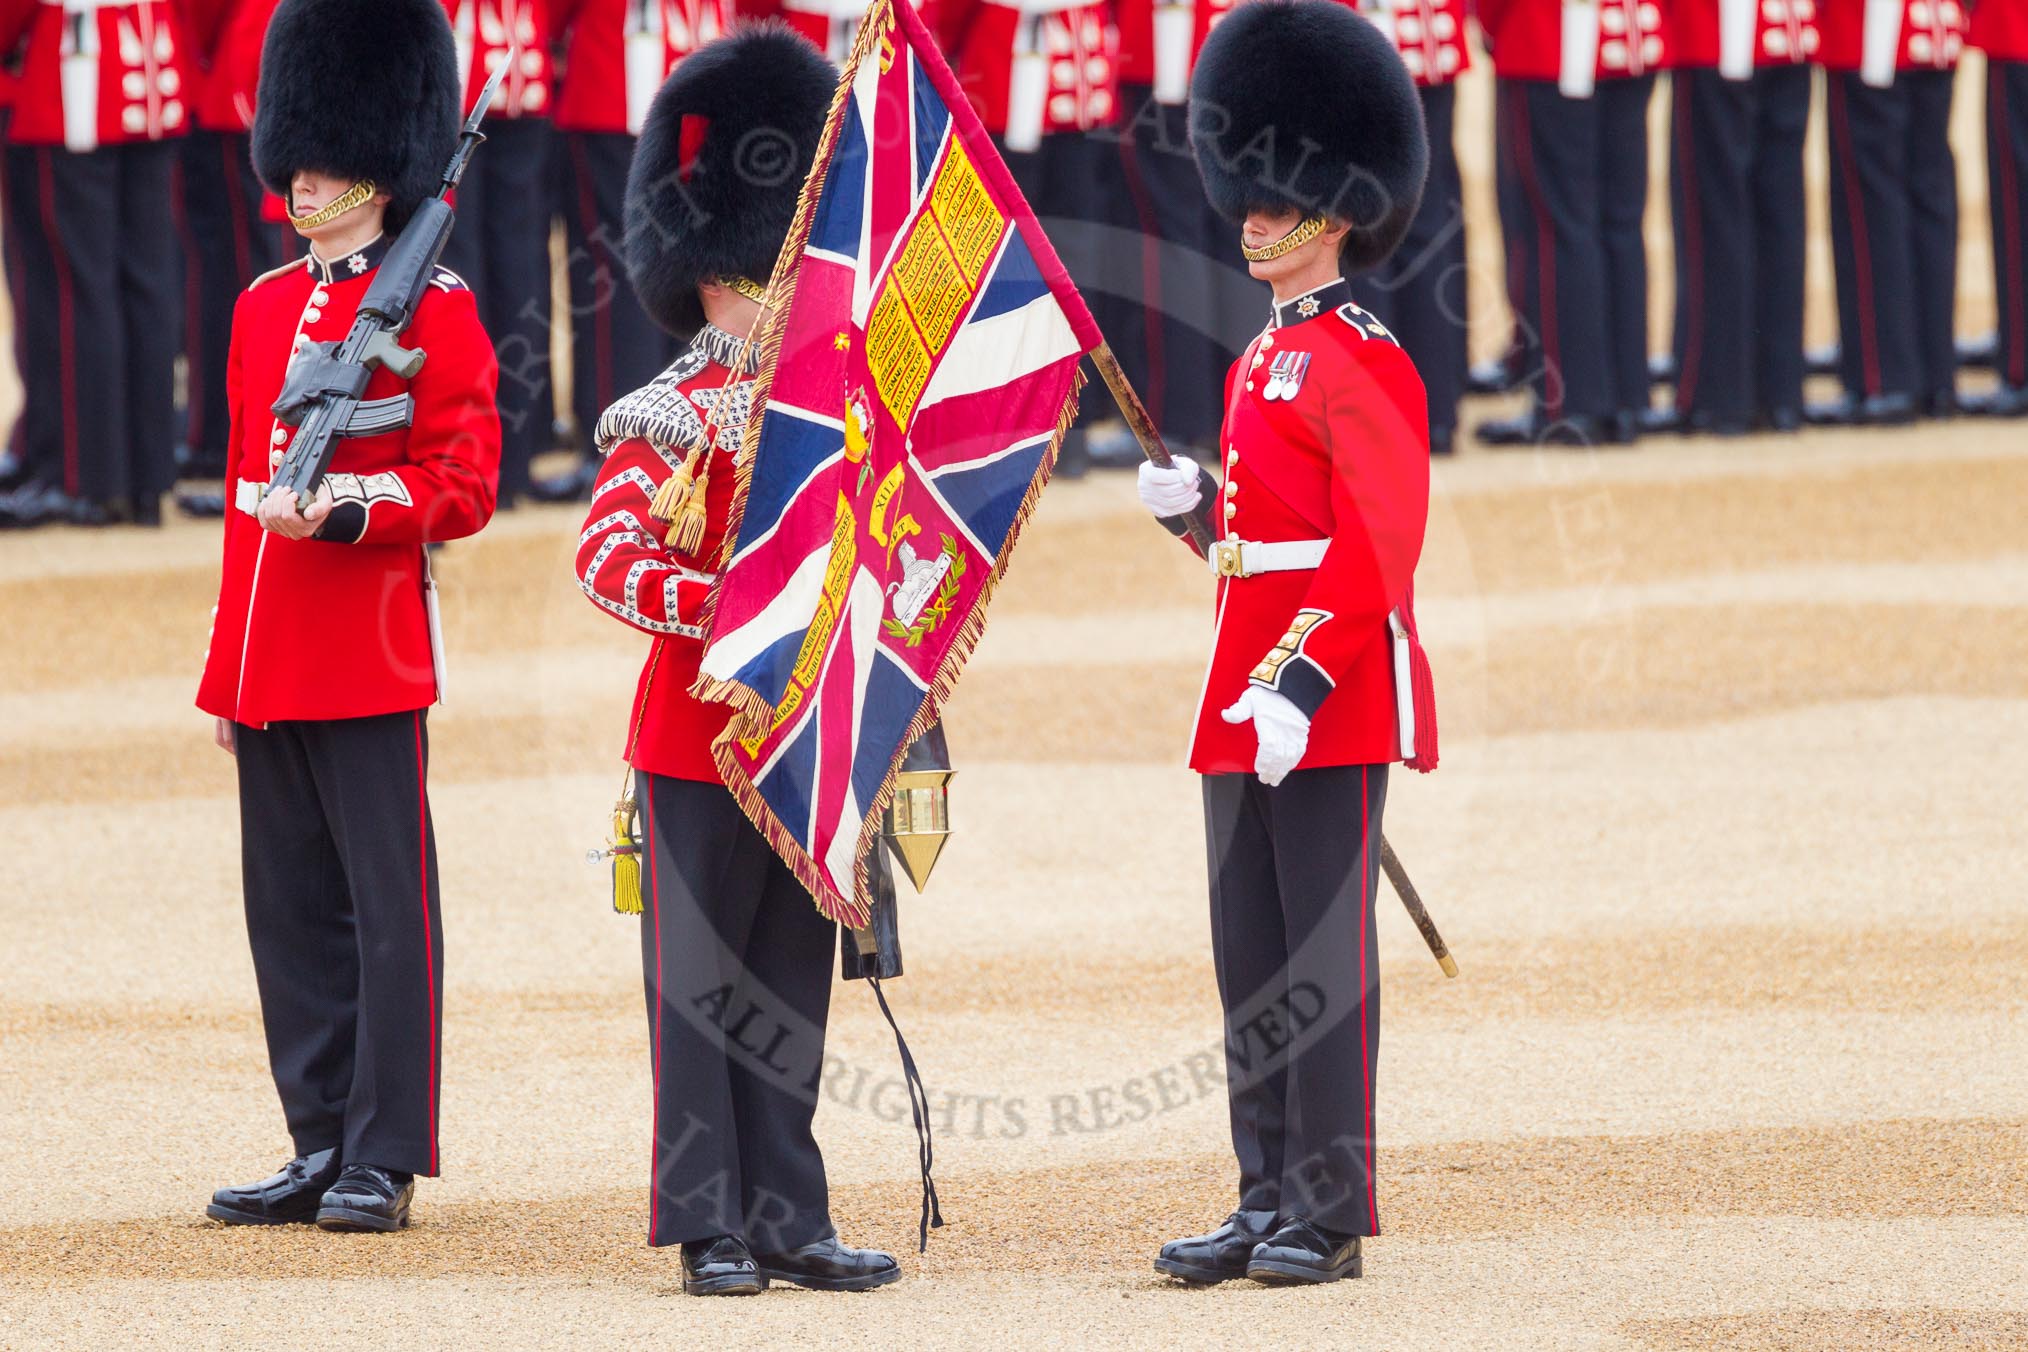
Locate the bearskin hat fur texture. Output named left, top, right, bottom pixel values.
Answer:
left=624, top=24, right=838, bottom=338
left=251, top=0, right=462, bottom=230
left=1188, top=0, right=1429, bottom=271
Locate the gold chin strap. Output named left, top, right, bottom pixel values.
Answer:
left=1241, top=215, right=1328, bottom=263
left=289, top=179, right=378, bottom=234
left=718, top=275, right=768, bottom=303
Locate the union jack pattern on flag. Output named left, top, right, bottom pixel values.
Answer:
left=692, top=0, right=1104, bottom=926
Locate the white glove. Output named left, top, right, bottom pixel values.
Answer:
left=1222, top=686, right=1311, bottom=786
left=1136, top=457, right=1202, bottom=518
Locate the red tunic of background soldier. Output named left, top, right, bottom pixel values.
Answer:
left=1971, top=0, right=2028, bottom=413
left=572, top=25, right=904, bottom=1298
left=1137, top=0, right=1436, bottom=1289
left=195, top=0, right=499, bottom=1238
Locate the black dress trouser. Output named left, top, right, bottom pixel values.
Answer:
left=1987, top=59, right=2028, bottom=393
left=1826, top=68, right=1959, bottom=403
left=176, top=129, right=293, bottom=477
left=4, top=140, right=180, bottom=505
left=638, top=771, right=837, bottom=1252
left=440, top=117, right=555, bottom=501
left=1203, top=763, right=1388, bottom=1237
left=1353, top=83, right=1469, bottom=442
left=1502, top=75, right=1654, bottom=423
left=1668, top=65, right=1812, bottom=424
left=234, top=710, right=444, bottom=1178
left=558, top=131, right=674, bottom=453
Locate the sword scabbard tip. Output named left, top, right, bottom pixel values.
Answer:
left=1438, top=954, right=1458, bottom=979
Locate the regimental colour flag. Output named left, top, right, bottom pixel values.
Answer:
left=692, top=0, right=1105, bottom=927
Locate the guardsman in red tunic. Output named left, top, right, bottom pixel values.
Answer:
left=937, top=0, right=1121, bottom=472
left=1140, top=0, right=1436, bottom=1286
left=175, top=0, right=291, bottom=518
left=535, top=0, right=746, bottom=501
left=1102, top=0, right=1247, bottom=471
left=438, top=0, right=558, bottom=504
left=1662, top=0, right=1816, bottom=433
left=574, top=26, right=902, bottom=1296
left=1970, top=0, right=2028, bottom=415
left=1350, top=0, right=1471, bottom=454
left=196, top=0, right=500, bottom=1234
left=1810, top=0, right=1967, bottom=423
left=1476, top=0, right=1669, bottom=446
left=0, top=0, right=192, bottom=526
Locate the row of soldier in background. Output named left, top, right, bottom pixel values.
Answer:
left=0, top=0, right=2023, bottom=529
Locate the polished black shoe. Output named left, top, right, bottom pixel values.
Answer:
left=527, top=455, right=601, bottom=504
left=177, top=489, right=228, bottom=518
left=1466, top=348, right=1529, bottom=395
left=1672, top=408, right=1750, bottom=437
left=1923, top=389, right=1959, bottom=420
left=0, top=485, right=117, bottom=529
left=1245, top=1216, right=1363, bottom=1285
left=681, top=1235, right=765, bottom=1296
left=1963, top=383, right=2028, bottom=417
left=1474, top=411, right=1616, bottom=449
left=1804, top=342, right=1842, bottom=378
left=0, top=450, right=27, bottom=493
left=1648, top=351, right=1678, bottom=386
left=1606, top=409, right=1642, bottom=445
left=206, top=1147, right=344, bottom=1226
left=1155, top=1208, right=1279, bottom=1284
left=1958, top=332, right=1998, bottom=370
left=1428, top=424, right=1455, bottom=457
left=315, top=1163, right=414, bottom=1232
left=1758, top=405, right=1805, bottom=434
left=754, top=1236, right=901, bottom=1292
left=1803, top=391, right=1918, bottom=427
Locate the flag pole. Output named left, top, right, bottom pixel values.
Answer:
left=1086, top=340, right=1457, bottom=980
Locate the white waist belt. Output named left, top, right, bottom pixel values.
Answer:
left=234, top=480, right=267, bottom=516
left=1210, top=538, right=1329, bottom=579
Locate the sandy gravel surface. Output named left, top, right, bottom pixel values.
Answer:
left=3, top=415, right=2026, bottom=1350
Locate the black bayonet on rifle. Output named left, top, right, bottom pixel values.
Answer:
left=266, top=57, right=510, bottom=506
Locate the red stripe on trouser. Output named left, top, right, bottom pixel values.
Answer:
left=1829, top=79, right=1884, bottom=396
left=1116, top=130, right=1167, bottom=425
left=1996, top=66, right=2027, bottom=387
left=1360, top=764, right=1378, bottom=1234
left=1510, top=85, right=1563, bottom=418
left=1674, top=76, right=1706, bottom=411
left=644, top=782, right=665, bottom=1246
left=413, top=712, right=440, bottom=1175
left=35, top=149, right=82, bottom=496
left=571, top=137, right=618, bottom=411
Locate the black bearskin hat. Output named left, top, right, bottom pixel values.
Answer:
left=251, top=0, right=462, bottom=230
left=1188, top=0, right=1429, bottom=271
left=624, top=24, right=837, bottom=338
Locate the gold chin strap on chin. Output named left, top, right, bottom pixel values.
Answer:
left=1241, top=215, right=1328, bottom=263
left=289, top=179, right=378, bottom=233
left=718, top=274, right=768, bottom=303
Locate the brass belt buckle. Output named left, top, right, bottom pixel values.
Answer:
left=1213, top=541, right=1245, bottom=578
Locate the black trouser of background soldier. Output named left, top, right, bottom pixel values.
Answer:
left=441, top=117, right=555, bottom=504
left=1826, top=69, right=1959, bottom=406
left=233, top=710, right=444, bottom=1178
left=176, top=129, right=294, bottom=479
left=1501, top=75, right=1653, bottom=426
left=1093, top=86, right=1250, bottom=461
left=1352, top=83, right=1468, bottom=451
left=1203, top=763, right=1387, bottom=1238
left=559, top=132, right=674, bottom=459
left=1668, top=65, right=1811, bottom=428
left=638, top=772, right=837, bottom=1252
left=1490, top=77, right=1541, bottom=385
left=3, top=140, right=180, bottom=508
left=1986, top=59, right=2028, bottom=395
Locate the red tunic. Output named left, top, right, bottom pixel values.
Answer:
left=446, top=0, right=557, bottom=119
left=936, top=0, right=1121, bottom=139
left=197, top=238, right=503, bottom=726
left=1366, top=0, right=1471, bottom=87
left=1818, top=0, right=1966, bottom=72
left=1478, top=0, right=1672, bottom=83
left=187, top=0, right=279, bottom=131
left=1113, top=0, right=1231, bottom=90
left=1187, top=281, right=1436, bottom=776
left=552, top=0, right=744, bottom=134
left=0, top=0, right=194, bottom=147
left=1671, top=0, right=1820, bottom=69
left=575, top=326, right=758, bottom=780
left=1972, top=0, right=2028, bottom=60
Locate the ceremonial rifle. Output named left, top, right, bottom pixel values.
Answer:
left=266, top=58, right=510, bottom=506
left=1089, top=342, right=1458, bottom=979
